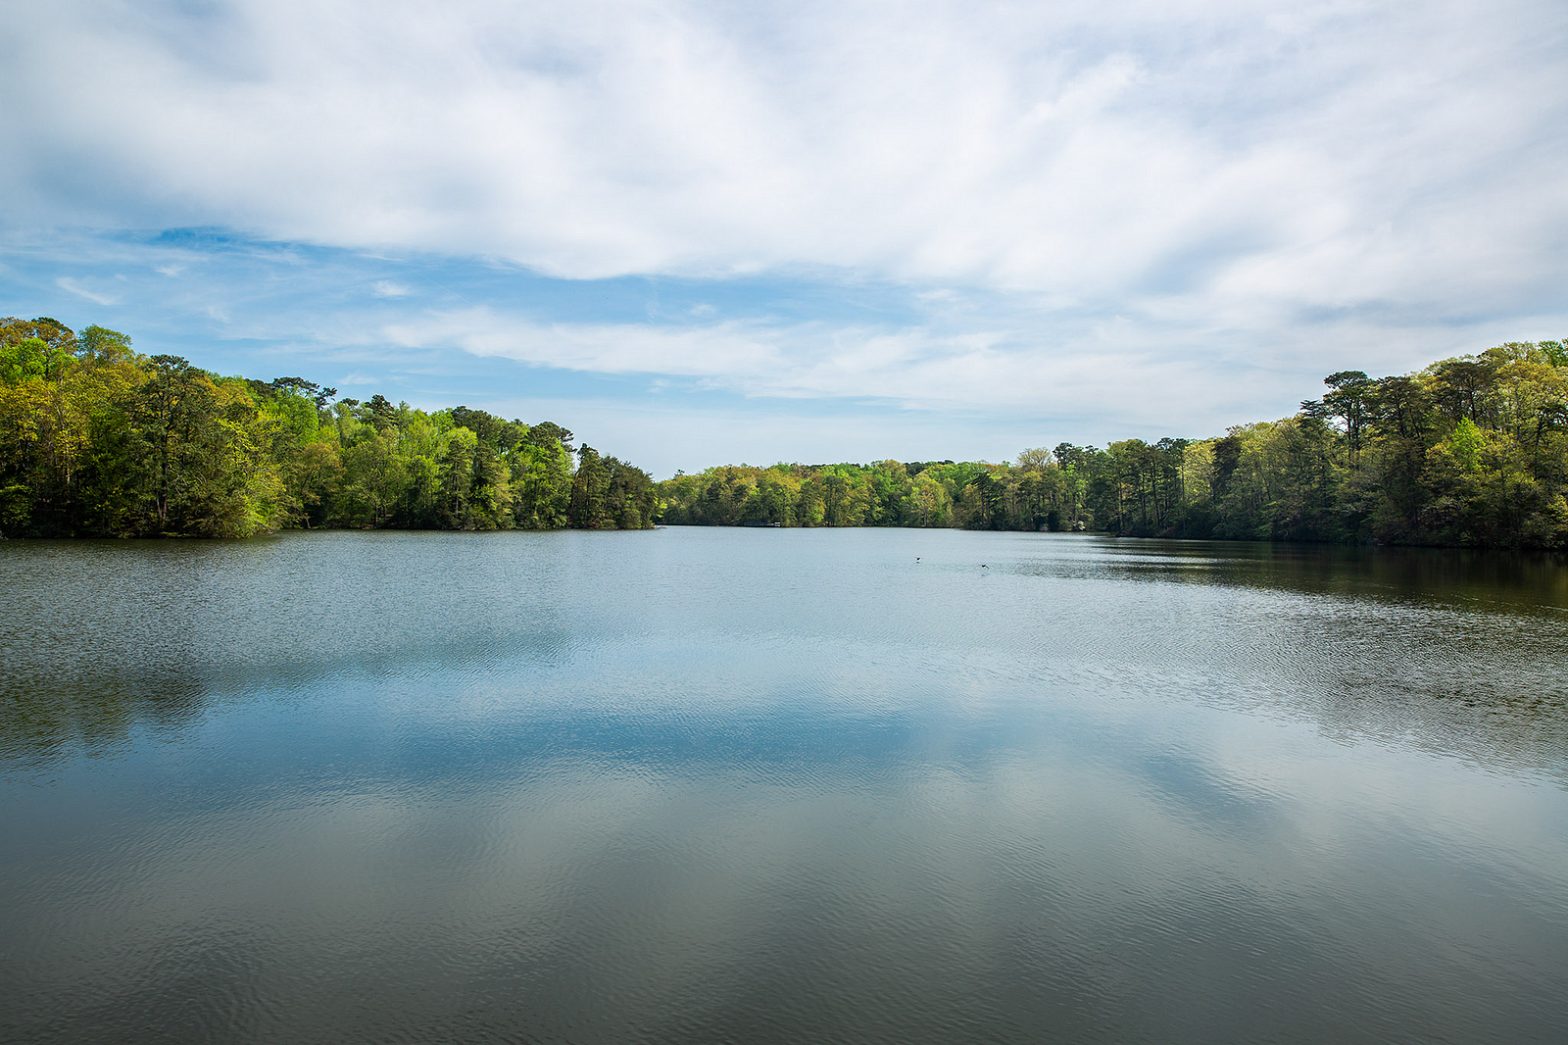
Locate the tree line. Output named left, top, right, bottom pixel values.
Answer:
left=0, top=316, right=656, bottom=537
left=659, top=340, right=1568, bottom=549
left=5, top=317, right=1565, bottom=547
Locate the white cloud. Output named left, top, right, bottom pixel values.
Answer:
left=378, top=303, right=1516, bottom=440
left=54, top=276, right=118, bottom=306
left=371, top=280, right=411, bottom=298
left=1, top=0, right=1562, bottom=314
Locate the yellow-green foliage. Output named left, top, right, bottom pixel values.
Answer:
left=0, top=316, right=656, bottom=537
left=661, top=340, right=1568, bottom=548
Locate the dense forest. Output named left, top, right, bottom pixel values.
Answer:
left=4, top=317, right=1566, bottom=547
left=0, top=317, right=656, bottom=537
left=660, top=340, right=1568, bottom=549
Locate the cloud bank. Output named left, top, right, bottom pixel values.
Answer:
left=2, top=0, right=1565, bottom=471
left=5, top=1, right=1563, bottom=301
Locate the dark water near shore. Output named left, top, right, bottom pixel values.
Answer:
left=2, top=528, right=1566, bottom=1044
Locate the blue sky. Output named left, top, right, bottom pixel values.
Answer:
left=2, top=0, right=1565, bottom=476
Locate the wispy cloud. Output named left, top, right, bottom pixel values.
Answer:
left=371, top=280, right=411, bottom=298
left=376, top=304, right=1511, bottom=436
left=54, top=276, right=118, bottom=306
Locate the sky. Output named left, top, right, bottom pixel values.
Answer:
left=2, top=0, right=1565, bottom=476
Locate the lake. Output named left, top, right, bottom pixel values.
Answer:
left=2, top=527, right=1566, bottom=1043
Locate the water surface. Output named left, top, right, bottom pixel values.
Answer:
left=2, top=529, right=1566, bottom=1043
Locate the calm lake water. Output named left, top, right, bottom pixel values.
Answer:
left=2, top=528, right=1566, bottom=1044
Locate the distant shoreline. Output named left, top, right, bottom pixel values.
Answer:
left=4, top=316, right=1566, bottom=550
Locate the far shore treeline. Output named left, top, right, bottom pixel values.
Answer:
left=2, top=314, right=1566, bottom=547
left=667, top=337, right=1568, bottom=549
left=0, top=317, right=656, bottom=537
left=663, top=339, right=1568, bottom=548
